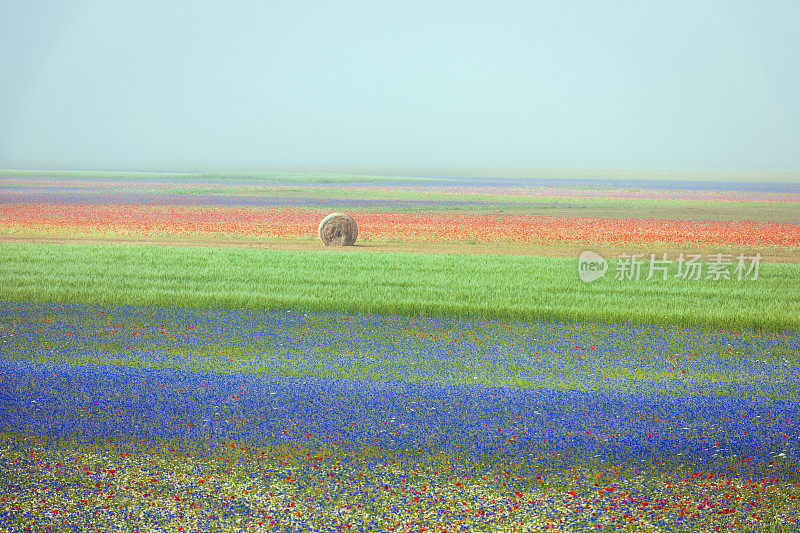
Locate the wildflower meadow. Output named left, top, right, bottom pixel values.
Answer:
left=1, top=173, right=799, bottom=532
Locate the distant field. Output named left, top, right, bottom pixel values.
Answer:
left=2, top=242, right=798, bottom=331
left=0, top=169, right=429, bottom=184
left=5, top=184, right=799, bottom=222
left=4, top=166, right=800, bottom=184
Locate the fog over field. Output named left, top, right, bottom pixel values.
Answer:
left=1, top=0, right=799, bottom=173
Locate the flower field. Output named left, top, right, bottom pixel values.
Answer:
left=2, top=301, right=799, bottom=532
left=2, top=204, right=800, bottom=247
left=1, top=173, right=799, bottom=532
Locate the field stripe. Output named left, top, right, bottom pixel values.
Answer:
left=1, top=242, right=798, bottom=331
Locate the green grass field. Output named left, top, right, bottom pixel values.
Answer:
left=2, top=242, right=797, bottom=331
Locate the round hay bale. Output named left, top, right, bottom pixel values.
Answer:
left=318, top=213, right=358, bottom=246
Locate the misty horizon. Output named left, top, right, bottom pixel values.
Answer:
left=2, top=1, right=799, bottom=172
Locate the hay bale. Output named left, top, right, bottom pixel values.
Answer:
left=318, top=213, right=358, bottom=246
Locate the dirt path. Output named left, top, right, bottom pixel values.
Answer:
left=3, top=234, right=798, bottom=262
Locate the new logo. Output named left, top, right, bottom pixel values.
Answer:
left=578, top=251, right=608, bottom=283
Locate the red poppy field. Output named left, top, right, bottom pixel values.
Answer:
left=2, top=204, right=800, bottom=249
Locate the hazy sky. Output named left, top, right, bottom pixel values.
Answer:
left=1, top=0, right=799, bottom=171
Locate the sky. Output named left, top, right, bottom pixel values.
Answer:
left=1, top=0, right=799, bottom=172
